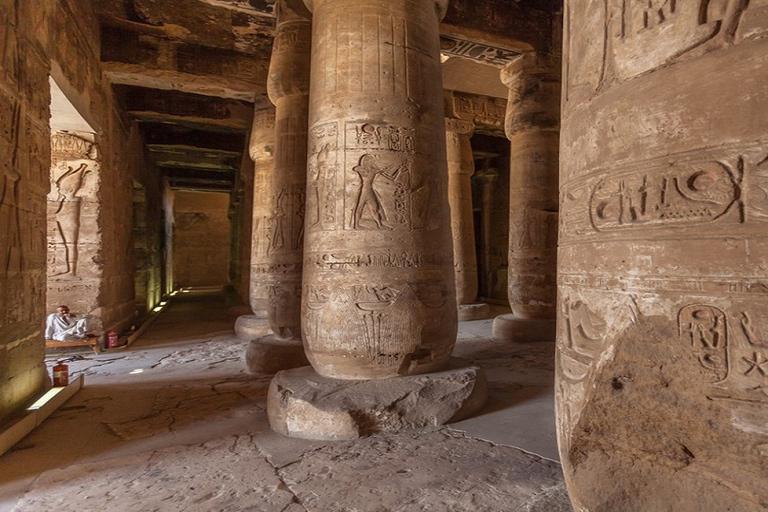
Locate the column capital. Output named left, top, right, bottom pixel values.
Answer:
left=267, top=0, right=312, bottom=103
left=304, top=0, right=449, bottom=20
left=444, top=117, right=475, bottom=136
left=500, top=52, right=561, bottom=88
left=500, top=52, right=561, bottom=140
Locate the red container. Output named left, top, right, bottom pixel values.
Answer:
left=53, top=362, right=69, bottom=387
left=107, top=331, right=118, bottom=348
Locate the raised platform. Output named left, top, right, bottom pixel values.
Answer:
left=267, top=360, right=487, bottom=440
left=45, top=336, right=100, bottom=354
left=458, top=302, right=492, bottom=321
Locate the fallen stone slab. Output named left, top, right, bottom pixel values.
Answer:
left=267, top=360, right=487, bottom=440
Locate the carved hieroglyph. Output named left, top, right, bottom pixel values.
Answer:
left=445, top=117, right=479, bottom=306
left=264, top=0, right=312, bottom=340
left=500, top=53, right=560, bottom=321
left=559, top=2, right=768, bottom=510
left=302, top=0, right=456, bottom=379
left=248, top=106, right=276, bottom=319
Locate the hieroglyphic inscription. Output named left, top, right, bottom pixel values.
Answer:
left=559, top=296, right=608, bottom=383
left=307, top=122, right=338, bottom=231
left=0, top=92, right=22, bottom=273
left=612, top=0, right=748, bottom=80
left=590, top=160, right=742, bottom=231
left=266, top=184, right=304, bottom=253
left=439, top=36, right=519, bottom=67
left=679, top=305, right=768, bottom=405
left=305, top=251, right=449, bottom=270
left=305, top=283, right=443, bottom=362
left=679, top=305, right=729, bottom=382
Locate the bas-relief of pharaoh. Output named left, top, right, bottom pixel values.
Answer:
left=565, top=0, right=751, bottom=100
left=266, top=185, right=305, bottom=254
left=343, top=122, right=442, bottom=232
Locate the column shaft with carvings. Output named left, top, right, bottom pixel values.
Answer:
left=244, top=0, right=311, bottom=373
left=268, top=0, right=486, bottom=441
left=236, top=107, right=275, bottom=341
left=493, top=53, right=560, bottom=342
left=445, top=117, right=489, bottom=321
left=559, top=4, right=768, bottom=510
left=300, top=0, right=457, bottom=380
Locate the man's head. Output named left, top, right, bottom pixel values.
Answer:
left=56, top=305, right=70, bottom=317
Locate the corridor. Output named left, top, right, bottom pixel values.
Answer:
left=1, top=291, right=567, bottom=512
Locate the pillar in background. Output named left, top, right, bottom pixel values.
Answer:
left=493, top=52, right=560, bottom=342
left=235, top=107, right=276, bottom=341
left=445, top=117, right=489, bottom=321
left=244, top=0, right=311, bottom=373
left=559, top=4, right=768, bottom=509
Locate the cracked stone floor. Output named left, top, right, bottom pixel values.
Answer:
left=0, top=291, right=571, bottom=512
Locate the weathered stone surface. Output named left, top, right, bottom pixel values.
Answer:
left=245, top=334, right=309, bottom=374
left=559, top=3, right=768, bottom=510
left=302, top=0, right=458, bottom=380
left=263, top=0, right=311, bottom=341
left=234, top=314, right=270, bottom=339
left=457, top=302, right=491, bottom=321
left=493, top=313, right=555, bottom=343
left=267, top=362, right=487, bottom=440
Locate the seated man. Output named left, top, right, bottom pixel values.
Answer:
left=45, top=305, right=91, bottom=341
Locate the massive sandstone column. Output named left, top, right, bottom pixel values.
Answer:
left=244, top=0, right=311, bottom=373
left=559, top=4, right=768, bottom=510
left=493, top=53, right=560, bottom=342
left=267, top=0, right=486, bottom=440
left=235, top=107, right=275, bottom=341
left=445, top=117, right=489, bottom=321
left=300, top=0, right=456, bottom=380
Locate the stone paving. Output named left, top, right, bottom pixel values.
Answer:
left=0, top=293, right=570, bottom=512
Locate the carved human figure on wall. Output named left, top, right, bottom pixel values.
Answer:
left=0, top=166, right=22, bottom=273
left=352, top=154, right=407, bottom=229
left=51, top=162, right=89, bottom=276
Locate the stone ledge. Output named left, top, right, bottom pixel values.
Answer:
left=267, top=360, right=487, bottom=440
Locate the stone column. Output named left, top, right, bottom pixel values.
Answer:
left=492, top=53, right=560, bottom=342
left=235, top=107, right=275, bottom=341
left=267, top=0, right=486, bottom=440
left=559, top=5, right=768, bottom=510
left=445, top=117, right=489, bottom=321
left=244, top=0, right=311, bottom=373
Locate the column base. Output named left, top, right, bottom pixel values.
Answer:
left=235, top=314, right=271, bottom=339
left=245, top=334, right=309, bottom=374
left=457, top=303, right=491, bottom=321
left=267, top=359, right=487, bottom=440
left=492, top=314, right=555, bottom=342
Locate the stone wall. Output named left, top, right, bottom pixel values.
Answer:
left=559, top=3, right=768, bottom=510
left=172, top=190, right=231, bottom=289
left=0, top=0, right=148, bottom=421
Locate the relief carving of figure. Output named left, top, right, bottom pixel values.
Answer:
left=51, top=162, right=90, bottom=277
left=352, top=154, right=409, bottom=229
left=0, top=165, right=22, bottom=272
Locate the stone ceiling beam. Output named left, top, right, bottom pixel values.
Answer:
left=142, top=126, right=247, bottom=152
left=441, top=0, right=560, bottom=55
left=102, top=27, right=268, bottom=100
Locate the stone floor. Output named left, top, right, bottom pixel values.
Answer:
left=0, top=291, right=571, bottom=512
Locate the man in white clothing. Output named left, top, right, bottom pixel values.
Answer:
left=45, top=305, right=90, bottom=341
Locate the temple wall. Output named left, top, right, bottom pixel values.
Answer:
left=559, top=2, right=768, bottom=510
left=0, top=0, right=147, bottom=421
left=172, top=190, right=231, bottom=289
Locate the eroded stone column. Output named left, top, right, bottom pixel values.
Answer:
left=236, top=107, right=275, bottom=342
left=493, top=53, right=560, bottom=342
left=244, top=0, right=311, bottom=373
left=267, top=0, right=486, bottom=440
left=445, top=117, right=489, bottom=321
left=559, top=4, right=768, bottom=510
